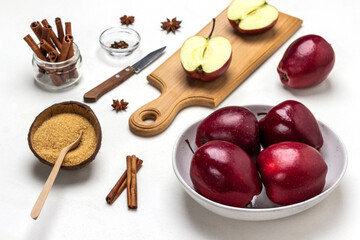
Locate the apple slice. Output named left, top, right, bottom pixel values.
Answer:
left=180, top=19, right=232, bottom=82
left=227, top=0, right=279, bottom=34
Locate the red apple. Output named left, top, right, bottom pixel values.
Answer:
left=278, top=34, right=335, bottom=88
left=227, top=0, right=279, bottom=34
left=257, top=141, right=328, bottom=205
left=195, top=106, right=260, bottom=158
left=259, top=100, right=323, bottom=149
left=190, top=140, right=262, bottom=207
left=180, top=19, right=232, bottom=82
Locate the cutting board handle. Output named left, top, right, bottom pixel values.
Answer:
left=129, top=91, right=189, bottom=136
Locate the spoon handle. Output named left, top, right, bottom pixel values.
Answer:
left=30, top=148, right=67, bottom=220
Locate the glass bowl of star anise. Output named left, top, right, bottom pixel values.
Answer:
left=99, top=27, right=141, bottom=57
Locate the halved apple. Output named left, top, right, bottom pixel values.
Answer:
left=227, top=0, right=279, bottom=34
left=180, top=20, right=232, bottom=82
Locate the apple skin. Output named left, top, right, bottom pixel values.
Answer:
left=195, top=106, right=260, bottom=158
left=278, top=34, right=335, bottom=88
left=259, top=100, right=323, bottom=149
left=228, top=17, right=278, bottom=35
left=190, top=140, right=262, bottom=207
left=257, top=141, right=328, bottom=205
left=183, top=54, right=232, bottom=82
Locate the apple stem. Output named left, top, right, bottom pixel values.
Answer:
left=208, top=18, right=216, bottom=39
left=185, top=139, right=195, bottom=154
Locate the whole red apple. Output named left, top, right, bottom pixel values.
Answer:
left=196, top=106, right=260, bottom=158
left=259, top=100, right=323, bottom=149
left=190, top=140, right=262, bottom=207
left=278, top=34, right=335, bottom=88
left=257, top=141, right=328, bottom=205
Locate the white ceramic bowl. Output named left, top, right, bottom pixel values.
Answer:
left=172, top=105, right=347, bottom=221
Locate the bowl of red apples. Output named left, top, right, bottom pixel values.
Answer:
left=173, top=100, right=347, bottom=221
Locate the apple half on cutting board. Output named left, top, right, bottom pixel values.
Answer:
left=227, top=0, right=279, bottom=34
left=180, top=19, right=232, bottom=82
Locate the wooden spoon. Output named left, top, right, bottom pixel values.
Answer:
left=30, top=131, right=83, bottom=220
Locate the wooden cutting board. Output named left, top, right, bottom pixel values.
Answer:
left=129, top=9, right=302, bottom=136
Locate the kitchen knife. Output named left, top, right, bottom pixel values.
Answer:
left=83, top=46, right=166, bottom=103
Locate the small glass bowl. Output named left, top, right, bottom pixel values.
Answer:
left=32, top=43, right=82, bottom=91
left=99, top=27, right=141, bottom=57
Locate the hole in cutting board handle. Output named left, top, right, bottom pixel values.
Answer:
left=143, top=118, right=155, bottom=123
left=140, top=110, right=159, bottom=123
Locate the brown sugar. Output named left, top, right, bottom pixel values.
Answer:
left=32, top=113, right=97, bottom=166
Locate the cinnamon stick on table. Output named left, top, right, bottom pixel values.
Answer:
left=106, top=158, right=143, bottom=205
left=127, top=155, right=138, bottom=209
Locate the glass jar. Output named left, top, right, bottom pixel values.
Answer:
left=32, top=43, right=82, bottom=90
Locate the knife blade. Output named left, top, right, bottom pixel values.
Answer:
left=83, top=46, right=166, bottom=103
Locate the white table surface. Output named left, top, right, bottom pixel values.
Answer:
left=1, top=0, right=359, bottom=239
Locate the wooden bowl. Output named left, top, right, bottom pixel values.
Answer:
left=28, top=101, right=102, bottom=170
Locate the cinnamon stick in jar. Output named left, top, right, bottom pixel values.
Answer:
left=58, top=34, right=73, bottom=62
left=40, top=40, right=59, bottom=57
left=55, top=17, right=64, bottom=43
left=41, top=20, right=61, bottom=51
left=41, top=19, right=50, bottom=27
left=48, top=26, right=62, bottom=51
left=30, top=21, right=43, bottom=41
left=42, top=39, right=65, bottom=86
left=40, top=26, right=51, bottom=45
left=48, top=72, right=64, bottom=86
left=41, top=19, right=62, bottom=50
left=64, top=22, right=74, bottom=59
left=67, top=42, right=74, bottom=59
left=68, top=64, right=79, bottom=79
left=24, top=34, right=47, bottom=61
left=65, top=22, right=72, bottom=35
left=48, top=51, right=58, bottom=62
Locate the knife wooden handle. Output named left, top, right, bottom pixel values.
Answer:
left=84, top=66, right=135, bottom=102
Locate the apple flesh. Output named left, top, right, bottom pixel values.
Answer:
left=180, top=35, right=232, bottom=82
left=278, top=34, right=335, bottom=88
left=195, top=106, right=260, bottom=158
left=227, top=0, right=279, bottom=34
left=257, top=141, right=328, bottom=205
left=259, top=100, right=323, bottom=149
left=190, top=140, right=262, bottom=207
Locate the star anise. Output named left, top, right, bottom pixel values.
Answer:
left=120, top=15, right=135, bottom=26
left=112, top=99, right=128, bottom=112
left=161, top=17, right=182, bottom=34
